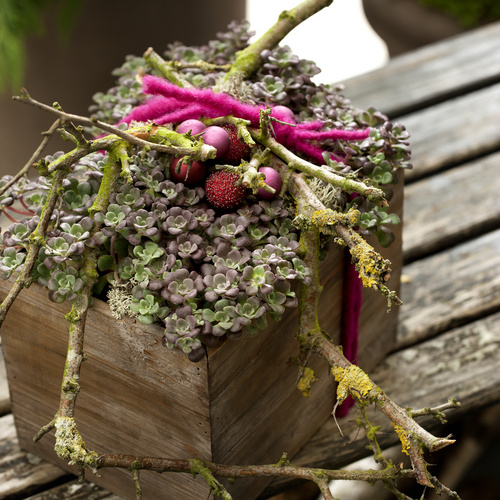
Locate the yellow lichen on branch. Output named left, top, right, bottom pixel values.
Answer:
left=393, top=423, right=411, bottom=456
left=54, top=416, right=99, bottom=468
left=297, top=366, right=319, bottom=397
left=331, top=364, right=373, bottom=406
left=311, top=207, right=361, bottom=233
left=348, top=233, right=390, bottom=289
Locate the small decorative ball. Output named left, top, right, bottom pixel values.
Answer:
left=176, top=119, right=206, bottom=135
left=205, top=171, right=246, bottom=210
left=257, top=167, right=282, bottom=200
left=271, top=105, right=296, bottom=124
left=201, top=126, right=231, bottom=159
left=169, top=157, right=207, bottom=185
left=222, top=125, right=251, bottom=165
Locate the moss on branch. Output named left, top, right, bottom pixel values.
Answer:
left=54, top=416, right=99, bottom=468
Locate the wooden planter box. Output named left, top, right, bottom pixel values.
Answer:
left=0, top=180, right=403, bottom=499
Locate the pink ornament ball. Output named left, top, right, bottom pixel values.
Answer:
left=271, top=105, right=296, bottom=124
left=257, top=167, right=282, bottom=200
left=169, top=157, right=207, bottom=186
left=176, top=119, right=206, bottom=135
left=201, top=126, right=231, bottom=159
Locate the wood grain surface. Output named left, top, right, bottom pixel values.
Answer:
left=341, top=22, right=500, bottom=117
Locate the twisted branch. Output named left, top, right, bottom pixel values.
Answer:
left=12, top=90, right=217, bottom=167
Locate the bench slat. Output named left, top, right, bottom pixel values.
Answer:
left=402, top=151, right=500, bottom=261
left=397, top=229, right=500, bottom=349
left=401, top=83, right=500, bottom=182
left=340, top=21, right=500, bottom=117
left=0, top=414, right=69, bottom=498
left=24, top=480, right=124, bottom=499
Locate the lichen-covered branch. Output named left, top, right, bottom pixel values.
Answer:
left=143, top=47, right=193, bottom=89
left=96, top=453, right=417, bottom=485
left=250, top=127, right=388, bottom=205
left=289, top=170, right=455, bottom=488
left=288, top=171, right=400, bottom=306
left=302, top=310, right=455, bottom=487
left=356, top=403, right=415, bottom=499
left=34, top=148, right=123, bottom=469
left=12, top=90, right=217, bottom=166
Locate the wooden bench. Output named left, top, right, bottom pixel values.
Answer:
left=1, top=20, right=500, bottom=499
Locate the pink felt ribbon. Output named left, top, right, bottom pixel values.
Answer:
left=336, top=253, right=363, bottom=417
left=119, top=75, right=371, bottom=165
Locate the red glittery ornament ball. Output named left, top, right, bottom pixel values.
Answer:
left=205, top=171, right=246, bottom=210
left=222, top=125, right=251, bottom=165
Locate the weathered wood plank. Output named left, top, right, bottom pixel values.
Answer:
left=24, top=481, right=124, bottom=499
left=0, top=412, right=122, bottom=499
left=261, top=311, right=500, bottom=497
left=0, top=347, right=9, bottom=416
left=340, top=21, right=500, bottom=117
left=401, top=82, right=500, bottom=182
left=397, top=229, right=500, bottom=349
left=402, top=151, right=500, bottom=261
left=0, top=413, right=70, bottom=498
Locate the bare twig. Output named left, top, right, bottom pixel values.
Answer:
left=12, top=90, right=216, bottom=164
left=96, top=453, right=417, bottom=484
left=131, top=467, right=142, bottom=500
left=410, top=399, right=461, bottom=422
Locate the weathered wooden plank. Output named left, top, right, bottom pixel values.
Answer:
left=0, top=412, right=121, bottom=499
left=401, top=82, right=500, bottom=182
left=340, top=21, right=500, bottom=117
left=24, top=481, right=124, bottom=499
left=0, top=413, right=70, bottom=498
left=402, top=151, right=500, bottom=261
left=261, top=311, right=500, bottom=497
left=0, top=347, right=10, bottom=416
left=397, top=229, right=500, bottom=349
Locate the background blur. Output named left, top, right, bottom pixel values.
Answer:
left=0, top=0, right=246, bottom=175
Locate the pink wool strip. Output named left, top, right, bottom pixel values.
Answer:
left=337, top=257, right=363, bottom=417
left=120, top=75, right=371, bottom=164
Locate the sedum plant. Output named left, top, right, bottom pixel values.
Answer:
left=0, top=1, right=462, bottom=499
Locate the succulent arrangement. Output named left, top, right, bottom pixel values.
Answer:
left=0, top=20, right=410, bottom=364
left=0, top=2, right=466, bottom=499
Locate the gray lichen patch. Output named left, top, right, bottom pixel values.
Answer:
left=54, top=416, right=99, bottom=470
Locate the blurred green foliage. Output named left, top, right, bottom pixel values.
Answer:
left=417, top=0, right=500, bottom=27
left=0, top=0, right=82, bottom=94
